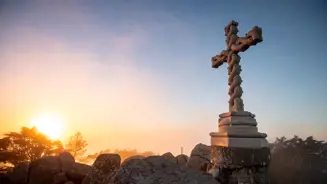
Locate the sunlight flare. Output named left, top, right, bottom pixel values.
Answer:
left=30, top=113, right=65, bottom=140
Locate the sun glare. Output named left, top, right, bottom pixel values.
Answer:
left=30, top=114, right=65, bottom=140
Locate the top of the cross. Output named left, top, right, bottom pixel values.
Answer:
left=228, top=20, right=238, bottom=26
left=224, top=20, right=239, bottom=36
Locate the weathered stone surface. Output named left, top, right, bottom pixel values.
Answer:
left=211, top=20, right=263, bottom=112
left=122, top=155, right=145, bottom=165
left=210, top=146, right=270, bottom=184
left=211, top=146, right=270, bottom=168
left=176, top=154, right=189, bottom=166
left=2, top=154, right=90, bottom=184
left=59, top=162, right=91, bottom=184
left=81, top=174, right=91, bottom=184
left=187, top=143, right=211, bottom=172
left=82, top=154, right=121, bottom=184
left=73, top=162, right=92, bottom=176
left=7, top=163, right=29, bottom=184
left=29, top=156, right=61, bottom=184
left=59, top=152, right=75, bottom=173
left=66, top=171, right=85, bottom=184
left=162, top=152, right=177, bottom=164
left=109, top=156, right=219, bottom=184
left=53, top=172, right=68, bottom=184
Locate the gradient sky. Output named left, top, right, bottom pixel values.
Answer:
left=0, top=0, right=326, bottom=156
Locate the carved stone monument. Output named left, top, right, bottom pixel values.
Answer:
left=209, top=21, right=271, bottom=184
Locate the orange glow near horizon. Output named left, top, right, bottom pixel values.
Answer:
left=29, top=113, right=66, bottom=140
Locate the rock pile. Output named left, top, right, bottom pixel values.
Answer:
left=2, top=152, right=91, bottom=184
left=187, top=143, right=211, bottom=172
left=1, top=143, right=216, bottom=184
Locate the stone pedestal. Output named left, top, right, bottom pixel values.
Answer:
left=209, top=111, right=271, bottom=184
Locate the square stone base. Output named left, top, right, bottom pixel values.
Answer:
left=208, top=111, right=270, bottom=183
left=209, top=146, right=271, bottom=184
left=210, top=135, right=269, bottom=148
left=210, top=111, right=268, bottom=148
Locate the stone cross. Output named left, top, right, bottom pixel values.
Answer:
left=211, top=20, right=263, bottom=112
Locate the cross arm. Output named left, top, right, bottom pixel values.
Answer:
left=211, top=50, right=229, bottom=68
left=231, top=26, right=263, bottom=52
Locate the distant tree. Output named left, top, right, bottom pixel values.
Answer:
left=114, top=149, right=138, bottom=161
left=65, top=132, right=88, bottom=161
left=79, top=148, right=111, bottom=165
left=0, top=127, right=63, bottom=167
left=114, top=149, right=156, bottom=162
left=81, top=148, right=157, bottom=165
left=269, top=135, right=327, bottom=184
left=141, top=151, right=157, bottom=157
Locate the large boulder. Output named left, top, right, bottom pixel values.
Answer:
left=82, top=154, right=121, bottom=184
left=52, top=172, right=68, bottom=184
left=74, top=163, right=92, bottom=176
left=176, top=154, right=189, bottom=166
left=53, top=162, right=91, bottom=184
left=162, top=152, right=177, bottom=164
left=122, top=155, right=145, bottom=165
left=71, top=162, right=92, bottom=177
left=109, top=155, right=218, bottom=184
left=29, top=156, right=61, bottom=184
left=7, top=163, right=29, bottom=184
left=187, top=143, right=211, bottom=172
left=59, top=152, right=75, bottom=173
left=3, top=153, right=91, bottom=184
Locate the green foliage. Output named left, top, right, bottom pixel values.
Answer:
left=269, top=135, right=327, bottom=184
left=0, top=127, right=63, bottom=167
left=65, top=132, right=88, bottom=161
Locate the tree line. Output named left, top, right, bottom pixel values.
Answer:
left=0, top=127, right=157, bottom=169
left=0, top=126, right=327, bottom=184
left=268, top=135, right=327, bottom=184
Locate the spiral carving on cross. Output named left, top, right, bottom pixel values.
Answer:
left=211, top=20, right=263, bottom=112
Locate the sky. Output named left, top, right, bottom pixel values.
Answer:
left=0, top=0, right=326, bottom=156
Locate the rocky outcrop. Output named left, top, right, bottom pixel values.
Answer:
left=109, top=156, right=218, bottom=184
left=29, top=156, right=62, bottom=184
left=187, top=143, right=211, bottom=172
left=82, top=154, right=121, bottom=184
left=6, top=163, right=29, bottom=184
left=59, top=152, right=75, bottom=173
left=176, top=154, right=189, bottom=166
left=161, top=152, right=177, bottom=164
left=3, top=145, right=219, bottom=184
left=69, top=162, right=92, bottom=183
left=53, top=172, right=68, bottom=184
left=3, top=152, right=92, bottom=184
left=121, top=155, right=145, bottom=165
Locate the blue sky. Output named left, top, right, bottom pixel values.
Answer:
left=0, top=0, right=326, bottom=155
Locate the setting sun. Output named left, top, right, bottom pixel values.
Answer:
left=30, top=114, right=65, bottom=140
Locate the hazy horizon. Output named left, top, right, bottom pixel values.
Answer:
left=0, top=0, right=326, bottom=156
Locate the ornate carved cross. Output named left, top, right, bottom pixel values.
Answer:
left=212, top=20, right=263, bottom=112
